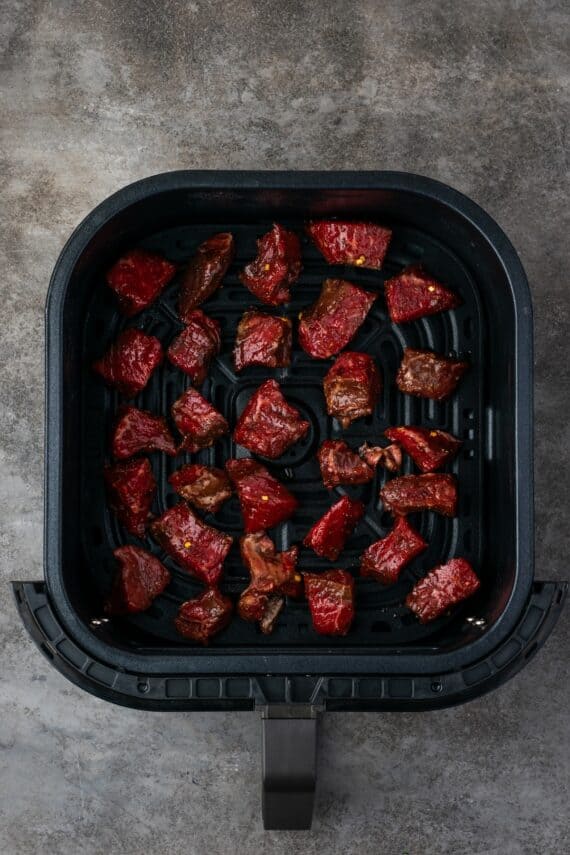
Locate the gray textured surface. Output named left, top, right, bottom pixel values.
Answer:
left=1, top=0, right=569, bottom=852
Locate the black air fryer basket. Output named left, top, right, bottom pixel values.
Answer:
left=15, top=172, right=566, bottom=829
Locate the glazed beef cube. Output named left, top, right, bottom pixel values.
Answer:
left=172, top=387, right=229, bottom=453
left=226, top=458, right=298, bottom=532
left=380, top=473, right=458, bottom=517
left=112, top=406, right=177, bottom=459
left=323, top=351, right=381, bottom=428
left=360, top=516, right=427, bottom=585
left=317, top=440, right=374, bottom=489
left=178, top=232, right=235, bottom=320
left=150, top=503, right=232, bottom=585
left=237, top=532, right=300, bottom=633
left=175, top=588, right=233, bottom=643
left=93, top=329, right=163, bottom=398
left=106, top=249, right=177, bottom=317
left=169, top=464, right=232, bottom=514
left=307, top=221, right=392, bottom=269
left=303, top=569, right=355, bottom=636
left=406, top=558, right=480, bottom=623
left=384, top=426, right=462, bottom=473
left=104, top=458, right=156, bottom=538
left=238, top=589, right=285, bottom=634
left=384, top=265, right=461, bottom=323
left=303, top=495, right=365, bottom=560
left=239, top=224, right=302, bottom=305
left=396, top=348, right=469, bottom=401
left=105, top=545, right=171, bottom=615
left=233, top=310, right=292, bottom=372
left=359, top=442, right=402, bottom=472
left=233, top=379, right=309, bottom=459
left=167, top=310, right=221, bottom=385
left=298, top=279, right=377, bottom=359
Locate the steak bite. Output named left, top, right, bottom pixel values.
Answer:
left=167, top=310, right=221, bottom=385
left=384, top=265, right=461, bottom=324
left=225, top=458, right=298, bottom=532
left=360, top=516, right=428, bottom=585
left=178, top=232, right=235, bottom=320
left=298, top=279, right=377, bottom=359
left=169, top=464, right=232, bottom=514
left=93, top=329, right=163, bottom=398
left=237, top=532, right=300, bottom=634
left=150, top=503, right=232, bottom=586
left=384, top=426, right=462, bottom=473
left=172, top=387, right=229, bottom=453
left=307, top=220, right=392, bottom=270
left=233, top=379, right=309, bottom=459
left=233, top=310, right=292, bottom=372
left=380, top=473, right=458, bottom=517
left=112, top=406, right=177, bottom=459
left=406, top=558, right=480, bottom=623
left=104, top=458, right=156, bottom=538
left=317, top=440, right=374, bottom=489
left=239, top=224, right=302, bottom=306
left=303, top=569, right=355, bottom=636
left=359, top=442, right=402, bottom=473
left=106, top=248, right=177, bottom=317
left=396, top=348, right=469, bottom=401
left=303, top=495, right=365, bottom=561
left=105, top=545, right=171, bottom=615
left=323, top=351, right=381, bottom=428
left=175, top=588, right=233, bottom=643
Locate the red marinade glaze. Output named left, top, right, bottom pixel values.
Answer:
left=317, top=440, right=374, bottom=489
left=384, top=426, right=462, bottom=473
left=323, top=351, right=381, bottom=428
left=106, top=249, right=177, bottom=317
left=171, top=387, right=229, bottom=453
left=307, top=221, right=392, bottom=269
left=112, top=405, right=177, bottom=459
left=303, top=495, right=365, bottom=560
left=167, top=310, right=221, bottom=385
left=384, top=265, right=461, bottom=323
left=175, top=588, right=233, bottom=643
left=406, top=558, right=480, bottom=623
left=233, top=379, right=310, bottom=459
left=239, top=224, right=302, bottom=305
left=396, top=348, right=469, bottom=401
left=105, top=545, right=171, bottom=615
left=360, top=516, right=428, bottom=585
left=359, top=442, right=402, bottom=472
left=149, top=503, right=232, bottom=585
left=169, top=464, right=232, bottom=514
left=237, top=532, right=300, bottom=633
left=93, top=329, right=163, bottom=398
left=303, top=569, right=355, bottom=636
left=233, top=310, right=292, bottom=372
left=178, top=232, right=235, bottom=320
left=298, top=279, right=377, bottom=359
left=225, top=458, right=298, bottom=533
left=104, top=458, right=156, bottom=538
left=380, top=473, right=458, bottom=517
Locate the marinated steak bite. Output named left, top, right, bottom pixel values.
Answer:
left=171, top=387, right=229, bottom=453
left=406, top=558, right=480, bottom=623
left=384, top=265, right=461, bottom=323
left=233, top=379, right=309, bottom=459
left=317, top=440, right=374, bottom=489
left=93, top=329, right=163, bottom=398
left=178, top=232, right=235, bottom=320
left=169, top=464, right=232, bottom=514
left=303, top=495, right=365, bottom=560
left=150, top=503, right=232, bottom=585
left=360, top=516, right=428, bottom=585
left=104, top=458, right=156, bottom=538
left=175, top=588, right=233, bottom=643
left=303, top=569, right=355, bottom=636
left=396, top=348, right=469, bottom=401
left=380, top=473, right=458, bottom=517
left=225, top=458, right=298, bottom=532
left=359, top=442, right=402, bottom=473
left=298, top=279, right=377, bottom=359
left=105, top=545, right=171, bottom=615
left=167, top=309, right=221, bottom=385
left=323, top=351, right=381, bottom=428
left=307, top=220, right=392, bottom=269
left=112, top=406, right=177, bottom=459
left=239, top=224, right=302, bottom=305
left=106, top=248, right=177, bottom=317
left=237, top=532, right=300, bottom=634
left=233, top=310, right=292, bottom=372
left=384, top=426, right=462, bottom=473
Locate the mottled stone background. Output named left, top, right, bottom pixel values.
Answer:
left=1, top=1, right=568, bottom=853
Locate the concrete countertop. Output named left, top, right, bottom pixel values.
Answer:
left=1, top=1, right=568, bottom=853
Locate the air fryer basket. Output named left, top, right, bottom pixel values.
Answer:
left=15, top=172, right=566, bottom=829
